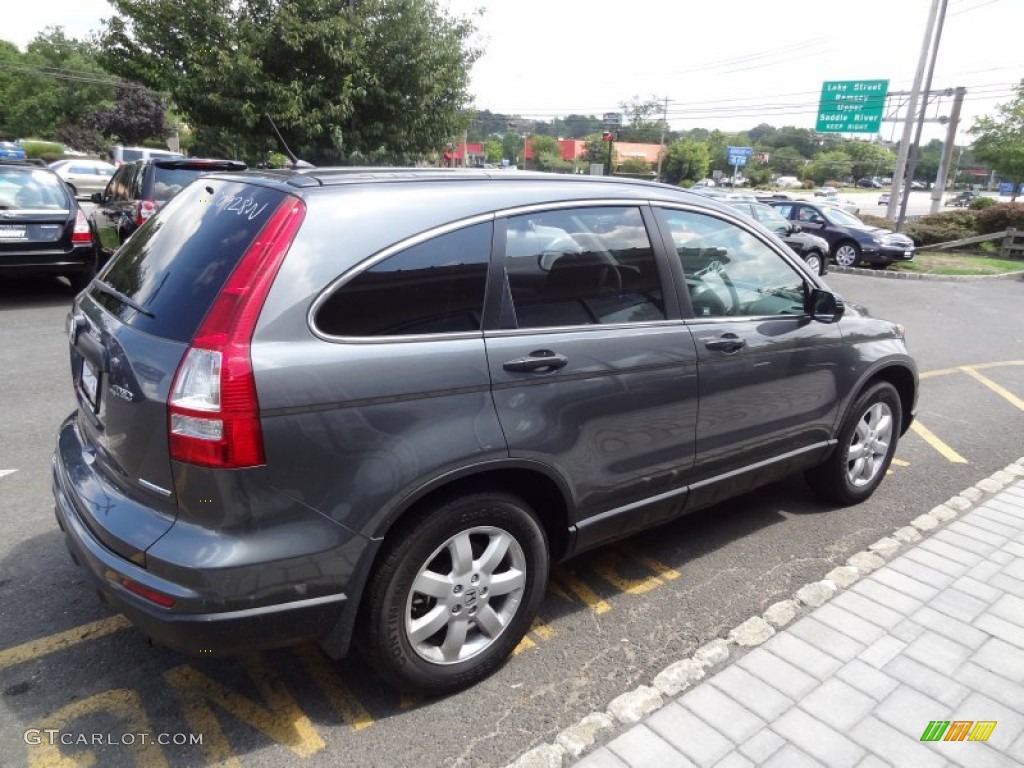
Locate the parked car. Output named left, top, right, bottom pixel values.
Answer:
left=726, top=200, right=831, bottom=275
left=946, top=190, right=979, bottom=208
left=765, top=199, right=915, bottom=267
left=54, top=169, right=917, bottom=695
left=48, top=159, right=116, bottom=199
left=857, top=178, right=882, bottom=188
left=0, top=159, right=98, bottom=290
left=108, top=144, right=184, bottom=167
left=774, top=176, right=802, bottom=188
left=89, top=157, right=246, bottom=261
left=0, top=141, right=28, bottom=160
left=814, top=186, right=838, bottom=198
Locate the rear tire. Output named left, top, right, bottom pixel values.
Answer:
left=358, top=490, right=549, bottom=696
left=806, top=381, right=902, bottom=506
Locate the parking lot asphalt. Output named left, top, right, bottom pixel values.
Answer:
left=1, top=271, right=1022, bottom=768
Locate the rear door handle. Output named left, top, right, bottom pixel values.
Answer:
left=503, top=351, right=569, bottom=373
left=704, top=334, right=746, bottom=353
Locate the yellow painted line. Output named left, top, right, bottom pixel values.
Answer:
left=294, top=646, right=374, bottom=731
left=619, top=545, right=681, bottom=581
left=529, top=616, right=556, bottom=641
left=512, top=635, right=537, bottom=655
left=550, top=570, right=612, bottom=615
left=591, top=551, right=663, bottom=595
left=0, top=615, right=131, bottom=670
left=165, top=654, right=325, bottom=761
left=962, top=366, right=1024, bottom=412
left=892, top=458, right=910, bottom=467
left=920, top=359, right=1024, bottom=379
left=911, top=421, right=968, bottom=464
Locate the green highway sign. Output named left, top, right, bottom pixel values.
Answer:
left=815, top=80, right=889, bottom=134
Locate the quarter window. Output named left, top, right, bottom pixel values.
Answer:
left=502, top=206, right=666, bottom=329
left=659, top=208, right=808, bottom=318
left=314, top=222, right=491, bottom=337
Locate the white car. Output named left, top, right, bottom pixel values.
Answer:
left=48, top=159, right=116, bottom=198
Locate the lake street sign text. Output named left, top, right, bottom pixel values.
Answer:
left=816, top=80, right=889, bottom=134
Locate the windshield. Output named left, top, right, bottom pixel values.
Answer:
left=822, top=206, right=866, bottom=227
left=754, top=205, right=791, bottom=235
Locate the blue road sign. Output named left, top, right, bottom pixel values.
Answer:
left=727, top=146, right=753, bottom=166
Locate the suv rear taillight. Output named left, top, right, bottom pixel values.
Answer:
left=168, top=199, right=306, bottom=468
left=135, top=199, right=157, bottom=226
left=71, top=208, right=92, bottom=244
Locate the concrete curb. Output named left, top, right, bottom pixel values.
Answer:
left=829, top=264, right=1024, bottom=281
left=503, top=456, right=1024, bottom=768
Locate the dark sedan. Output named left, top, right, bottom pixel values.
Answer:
left=0, top=160, right=98, bottom=290
left=765, top=199, right=915, bottom=268
left=727, top=200, right=830, bottom=275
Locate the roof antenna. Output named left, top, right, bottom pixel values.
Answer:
left=264, top=114, right=314, bottom=168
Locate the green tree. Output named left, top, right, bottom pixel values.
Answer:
left=502, top=132, right=524, bottom=166
left=619, top=157, right=651, bottom=175
left=562, top=113, right=600, bottom=138
left=483, top=138, right=502, bottom=164
left=768, top=146, right=807, bottom=176
left=0, top=29, right=116, bottom=139
left=842, top=140, right=896, bottom=181
left=582, top=133, right=616, bottom=169
left=617, top=96, right=664, bottom=143
left=805, top=150, right=853, bottom=185
left=662, top=138, right=709, bottom=185
left=100, top=0, right=481, bottom=164
left=91, top=82, right=170, bottom=145
left=526, top=134, right=560, bottom=170
left=970, top=80, right=1024, bottom=201
left=763, top=126, right=819, bottom=158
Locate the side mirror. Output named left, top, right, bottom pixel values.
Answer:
left=807, top=288, right=845, bottom=323
left=90, top=192, right=104, bottom=204
left=789, top=223, right=802, bottom=234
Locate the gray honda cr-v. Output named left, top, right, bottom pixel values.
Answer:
left=53, top=169, right=917, bottom=695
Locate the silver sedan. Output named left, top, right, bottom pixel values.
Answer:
left=48, top=159, right=116, bottom=199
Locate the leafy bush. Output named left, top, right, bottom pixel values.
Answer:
left=903, top=211, right=978, bottom=246
left=975, top=203, right=1024, bottom=234
left=968, top=196, right=996, bottom=211
left=860, top=214, right=893, bottom=230
left=19, top=140, right=64, bottom=158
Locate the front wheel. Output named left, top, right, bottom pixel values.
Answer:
left=804, top=251, right=824, bottom=275
left=805, top=381, right=902, bottom=506
left=833, top=241, right=861, bottom=268
left=359, top=491, right=549, bottom=695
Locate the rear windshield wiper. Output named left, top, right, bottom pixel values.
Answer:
left=91, top=279, right=155, bottom=318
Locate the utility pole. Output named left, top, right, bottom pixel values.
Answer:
left=930, top=86, right=966, bottom=213
left=897, top=0, right=949, bottom=229
left=656, top=96, right=668, bottom=182
left=887, top=0, right=941, bottom=222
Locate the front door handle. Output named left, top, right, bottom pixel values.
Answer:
left=704, top=334, right=746, bottom=353
left=503, top=351, right=569, bottom=373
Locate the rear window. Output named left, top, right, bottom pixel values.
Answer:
left=91, top=181, right=289, bottom=342
left=150, top=166, right=211, bottom=201
left=0, top=168, right=69, bottom=209
left=121, top=149, right=143, bottom=162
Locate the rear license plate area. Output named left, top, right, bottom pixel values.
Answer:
left=0, top=225, right=27, bottom=240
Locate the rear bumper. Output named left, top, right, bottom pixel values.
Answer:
left=0, top=244, right=96, bottom=274
left=52, top=416, right=361, bottom=656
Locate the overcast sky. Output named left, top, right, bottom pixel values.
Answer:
left=6, top=0, right=1022, bottom=144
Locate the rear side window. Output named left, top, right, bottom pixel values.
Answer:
left=91, top=181, right=289, bottom=342
left=150, top=166, right=207, bottom=201
left=314, top=222, right=491, bottom=337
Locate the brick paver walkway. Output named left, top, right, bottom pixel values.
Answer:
left=573, top=480, right=1024, bottom=768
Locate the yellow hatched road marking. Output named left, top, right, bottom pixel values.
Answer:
left=591, top=551, right=663, bottom=595
left=529, top=616, right=556, bottom=641
left=294, top=646, right=374, bottom=731
left=618, top=545, right=681, bottom=581
left=512, top=635, right=537, bottom=655
left=920, top=359, right=1024, bottom=379
left=0, top=615, right=130, bottom=670
left=891, top=458, right=910, bottom=467
left=961, top=366, right=1024, bottom=412
left=550, top=570, right=612, bottom=615
left=911, top=421, right=968, bottom=464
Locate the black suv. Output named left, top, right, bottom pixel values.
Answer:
left=0, top=159, right=98, bottom=290
left=89, top=157, right=246, bottom=261
left=765, top=199, right=915, bottom=268
left=54, top=170, right=917, bottom=695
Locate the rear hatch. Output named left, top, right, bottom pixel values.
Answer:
left=0, top=166, right=74, bottom=258
left=149, top=159, right=248, bottom=204
left=68, top=177, right=289, bottom=558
